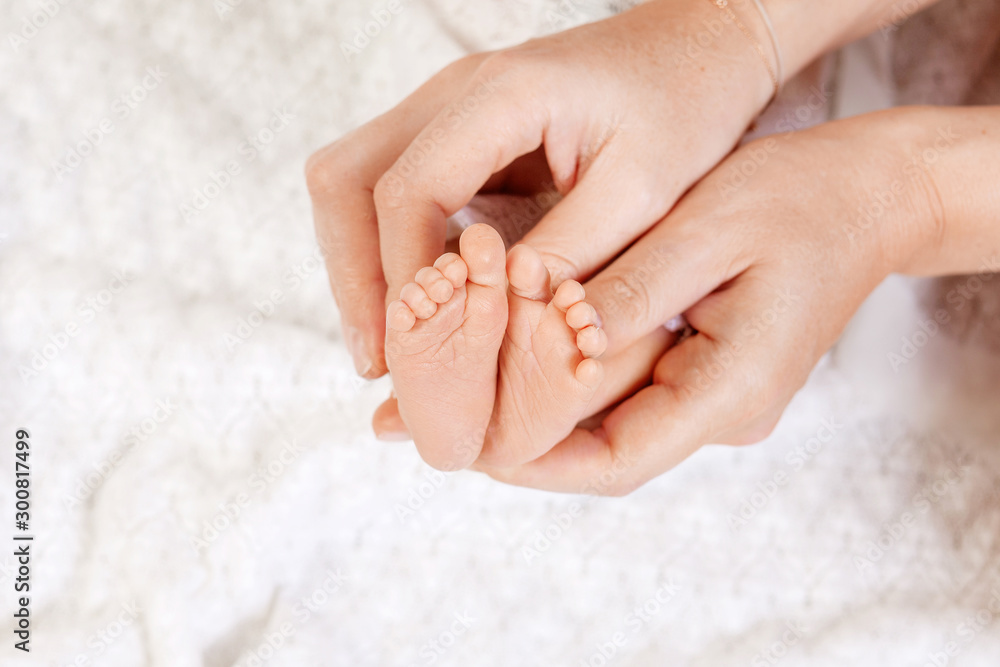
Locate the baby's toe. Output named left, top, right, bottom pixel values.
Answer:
left=577, top=325, right=608, bottom=359
left=415, top=266, right=455, bottom=304
left=507, top=244, right=551, bottom=301
left=433, top=253, right=468, bottom=288
left=387, top=300, right=416, bottom=332
left=575, top=358, right=604, bottom=389
left=460, top=224, right=507, bottom=289
left=566, top=301, right=601, bottom=331
left=400, top=282, right=437, bottom=320
left=552, top=280, right=586, bottom=312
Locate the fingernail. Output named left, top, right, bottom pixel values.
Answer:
left=355, top=357, right=375, bottom=378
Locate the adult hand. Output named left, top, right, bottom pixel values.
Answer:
left=476, top=107, right=960, bottom=494
left=306, top=0, right=794, bottom=377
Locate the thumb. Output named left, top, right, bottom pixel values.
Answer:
left=519, top=137, right=674, bottom=287
left=478, top=279, right=807, bottom=495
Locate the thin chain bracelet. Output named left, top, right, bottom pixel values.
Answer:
left=750, top=0, right=784, bottom=89
left=708, top=0, right=781, bottom=100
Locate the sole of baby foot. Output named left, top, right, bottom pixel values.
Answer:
left=477, top=243, right=606, bottom=468
left=384, top=223, right=509, bottom=471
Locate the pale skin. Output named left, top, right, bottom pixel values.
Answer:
left=306, top=0, right=999, bottom=494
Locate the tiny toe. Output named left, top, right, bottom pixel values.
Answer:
left=507, top=244, right=551, bottom=301
left=387, top=300, right=416, bottom=332
left=400, top=282, right=437, bottom=319
left=460, top=224, right=507, bottom=288
left=434, top=253, right=468, bottom=288
left=577, top=326, right=608, bottom=358
left=553, top=280, right=586, bottom=312
left=566, top=301, right=601, bottom=331
left=575, top=358, right=604, bottom=388
left=415, top=267, right=454, bottom=304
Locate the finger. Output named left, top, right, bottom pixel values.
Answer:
left=583, top=198, right=754, bottom=356
left=478, top=278, right=804, bottom=494
left=375, top=55, right=552, bottom=307
left=306, top=54, right=487, bottom=377
left=519, top=137, right=677, bottom=286
left=373, top=393, right=410, bottom=442
left=476, top=337, right=732, bottom=495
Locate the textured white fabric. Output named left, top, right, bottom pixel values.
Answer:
left=3, top=1, right=1000, bottom=666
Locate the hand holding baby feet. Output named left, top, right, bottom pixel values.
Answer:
left=386, top=223, right=606, bottom=472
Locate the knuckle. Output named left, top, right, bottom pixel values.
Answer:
left=305, top=140, right=355, bottom=197
left=537, top=250, right=581, bottom=289
left=735, top=365, right=781, bottom=422
left=476, top=49, right=530, bottom=79
left=601, top=266, right=654, bottom=332
left=372, top=172, right=409, bottom=212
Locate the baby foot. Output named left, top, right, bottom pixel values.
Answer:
left=478, top=244, right=606, bottom=467
left=385, top=224, right=508, bottom=470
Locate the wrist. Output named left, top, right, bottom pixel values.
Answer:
left=897, top=106, right=1000, bottom=277
left=641, top=0, right=777, bottom=115
left=757, top=0, right=943, bottom=81
left=793, top=109, right=952, bottom=282
left=832, top=106, right=1000, bottom=279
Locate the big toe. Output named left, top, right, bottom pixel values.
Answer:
left=460, top=224, right=507, bottom=289
left=507, top=244, right=551, bottom=301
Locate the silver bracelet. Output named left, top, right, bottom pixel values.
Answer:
left=749, top=0, right=785, bottom=90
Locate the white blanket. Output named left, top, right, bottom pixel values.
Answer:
left=3, top=0, right=1000, bottom=665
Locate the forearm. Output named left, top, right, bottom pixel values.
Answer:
left=898, top=106, right=1000, bottom=277
left=764, top=0, right=944, bottom=79
left=640, top=0, right=943, bottom=118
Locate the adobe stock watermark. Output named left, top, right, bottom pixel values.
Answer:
left=887, top=255, right=1000, bottom=372
left=58, top=601, right=142, bottom=666
left=685, top=288, right=802, bottom=398
left=50, top=66, right=168, bottom=181
left=392, top=428, right=488, bottom=523
left=727, top=416, right=845, bottom=532
left=521, top=451, right=638, bottom=564
left=339, top=0, right=411, bottom=62
left=716, top=83, right=833, bottom=200
left=877, top=0, right=924, bottom=38
left=406, top=611, right=476, bottom=667
left=601, top=245, right=673, bottom=322
left=921, top=586, right=1000, bottom=667
left=234, top=568, right=349, bottom=667
left=579, top=580, right=682, bottom=667
left=7, top=0, right=72, bottom=54
left=750, top=620, right=809, bottom=667
left=224, top=244, right=329, bottom=352
left=378, top=77, right=501, bottom=199
left=18, top=268, right=135, bottom=383
left=843, top=125, right=960, bottom=245
left=545, top=0, right=582, bottom=29
left=189, top=439, right=309, bottom=553
left=214, top=0, right=245, bottom=20
left=394, top=467, right=452, bottom=524
left=62, top=398, right=178, bottom=509
left=179, top=106, right=296, bottom=222
left=673, top=5, right=739, bottom=71
left=852, top=459, right=969, bottom=573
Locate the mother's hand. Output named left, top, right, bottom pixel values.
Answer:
left=306, top=0, right=784, bottom=377
left=478, top=108, right=951, bottom=495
